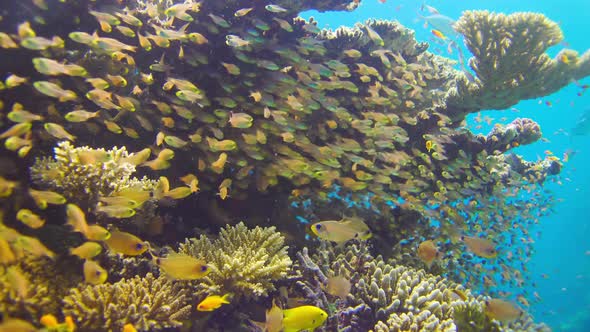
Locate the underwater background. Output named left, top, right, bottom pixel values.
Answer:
left=0, top=0, right=589, bottom=331
left=302, top=0, right=590, bottom=331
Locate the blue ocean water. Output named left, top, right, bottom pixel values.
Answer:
left=302, top=1, right=590, bottom=331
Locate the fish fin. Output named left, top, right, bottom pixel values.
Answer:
left=221, top=293, right=232, bottom=303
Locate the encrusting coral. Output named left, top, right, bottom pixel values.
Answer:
left=30, top=141, right=158, bottom=210
left=447, top=10, right=590, bottom=117
left=179, top=222, right=291, bottom=299
left=62, top=273, right=191, bottom=331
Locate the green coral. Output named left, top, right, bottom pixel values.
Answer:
left=62, top=273, right=191, bottom=331
left=179, top=222, right=291, bottom=299
left=447, top=10, right=590, bottom=117
left=30, top=141, right=158, bottom=209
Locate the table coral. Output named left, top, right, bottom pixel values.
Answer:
left=179, top=222, right=291, bottom=299
left=447, top=10, right=590, bottom=117
left=62, top=273, right=191, bottom=331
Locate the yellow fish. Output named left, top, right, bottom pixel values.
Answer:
left=425, top=140, right=434, bottom=153
left=85, top=224, right=111, bottom=241
left=6, top=266, right=29, bottom=299
left=40, top=314, right=59, bottom=328
left=70, top=241, right=102, bottom=259
left=96, top=204, right=136, bottom=218
left=0, top=177, right=17, bottom=197
left=251, top=300, right=283, bottom=332
left=197, top=294, right=231, bottom=311
left=65, top=110, right=100, bottom=122
left=311, top=217, right=372, bottom=244
left=29, top=189, right=66, bottom=209
left=152, top=252, right=210, bottom=280
left=0, top=237, right=16, bottom=264
left=281, top=305, right=328, bottom=332
left=83, top=259, right=108, bottom=285
left=5, top=74, right=28, bottom=88
left=122, top=323, right=137, bottom=332
left=44, top=122, right=76, bottom=141
left=0, top=122, right=32, bottom=139
left=66, top=203, right=89, bottom=234
left=162, top=187, right=193, bottom=200
left=7, top=106, right=44, bottom=123
left=104, top=230, right=147, bottom=256
left=14, top=235, right=56, bottom=258
left=16, top=209, right=45, bottom=229
left=229, top=112, right=253, bottom=128
left=33, top=81, right=77, bottom=102
left=0, top=318, right=37, bottom=332
left=99, top=196, right=140, bottom=208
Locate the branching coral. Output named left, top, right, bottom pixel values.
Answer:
left=179, top=222, right=291, bottom=299
left=30, top=141, right=158, bottom=209
left=447, top=10, right=590, bottom=117
left=294, top=242, right=498, bottom=331
left=62, top=273, right=191, bottom=331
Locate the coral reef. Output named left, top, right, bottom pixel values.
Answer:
left=447, top=10, right=590, bottom=117
left=62, top=273, right=191, bottom=331
left=30, top=142, right=158, bottom=210
left=0, top=0, right=579, bottom=330
left=179, top=222, right=291, bottom=299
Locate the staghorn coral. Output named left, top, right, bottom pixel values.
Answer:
left=0, top=256, right=80, bottom=322
left=62, top=273, right=191, bottom=331
left=447, top=10, right=590, bottom=117
left=30, top=141, right=158, bottom=209
left=179, top=222, right=291, bottom=299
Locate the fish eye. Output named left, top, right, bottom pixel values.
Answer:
left=200, top=265, right=208, bottom=272
left=95, top=271, right=102, bottom=276
left=135, top=243, right=144, bottom=250
left=314, top=224, right=322, bottom=230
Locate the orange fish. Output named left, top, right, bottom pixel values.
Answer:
left=484, top=299, right=522, bottom=322
left=461, top=235, right=497, bottom=258
left=431, top=29, right=446, bottom=40
left=417, top=240, right=441, bottom=268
